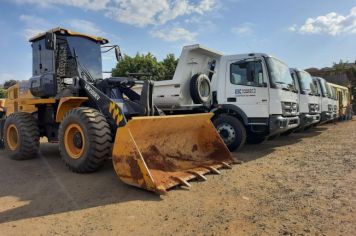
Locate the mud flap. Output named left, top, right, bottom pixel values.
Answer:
left=112, top=113, right=234, bottom=194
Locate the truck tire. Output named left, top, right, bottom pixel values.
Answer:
left=4, top=112, right=40, bottom=160
left=59, top=107, right=112, bottom=173
left=213, top=115, right=246, bottom=151
left=190, top=74, right=211, bottom=104
left=246, top=134, right=266, bottom=144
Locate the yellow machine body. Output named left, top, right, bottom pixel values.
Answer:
left=4, top=82, right=234, bottom=194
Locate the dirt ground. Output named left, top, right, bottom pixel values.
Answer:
left=0, top=119, right=355, bottom=236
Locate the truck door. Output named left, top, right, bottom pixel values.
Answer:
left=225, top=58, right=269, bottom=118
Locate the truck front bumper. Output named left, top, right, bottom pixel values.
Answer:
left=269, top=115, right=300, bottom=136
left=320, top=111, right=333, bottom=124
left=299, top=113, right=321, bottom=128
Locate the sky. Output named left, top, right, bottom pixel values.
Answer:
left=0, top=0, right=355, bottom=83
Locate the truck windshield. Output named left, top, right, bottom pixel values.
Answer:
left=67, top=36, right=103, bottom=80
left=266, top=57, right=295, bottom=89
left=297, top=71, right=317, bottom=95
left=324, top=82, right=332, bottom=98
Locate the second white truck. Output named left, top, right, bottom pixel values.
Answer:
left=289, top=68, right=321, bottom=130
left=147, top=45, right=300, bottom=151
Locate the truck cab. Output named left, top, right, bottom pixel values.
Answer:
left=151, top=45, right=300, bottom=150
left=289, top=69, right=321, bottom=129
left=313, top=77, right=334, bottom=123
left=329, top=85, right=339, bottom=121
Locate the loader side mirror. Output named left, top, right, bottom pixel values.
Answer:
left=45, top=32, right=56, bottom=50
left=115, top=46, right=122, bottom=62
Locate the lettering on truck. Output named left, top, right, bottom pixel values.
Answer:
left=235, top=88, right=256, bottom=97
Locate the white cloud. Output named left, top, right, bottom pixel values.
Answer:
left=231, top=23, right=254, bottom=36
left=13, top=0, right=109, bottom=11
left=150, top=27, right=197, bottom=42
left=291, top=6, right=356, bottom=35
left=19, top=15, right=53, bottom=39
left=14, top=0, right=217, bottom=27
left=66, top=19, right=105, bottom=36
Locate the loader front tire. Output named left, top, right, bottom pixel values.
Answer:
left=4, top=112, right=40, bottom=160
left=59, top=107, right=112, bottom=173
left=213, top=115, right=246, bottom=151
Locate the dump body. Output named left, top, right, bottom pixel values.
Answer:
left=112, top=113, right=234, bottom=194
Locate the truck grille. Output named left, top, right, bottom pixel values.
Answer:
left=308, top=103, right=320, bottom=114
left=282, top=102, right=298, bottom=116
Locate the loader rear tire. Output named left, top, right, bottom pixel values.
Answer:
left=59, top=107, right=112, bottom=173
left=4, top=112, right=40, bottom=160
left=213, top=115, right=246, bottom=151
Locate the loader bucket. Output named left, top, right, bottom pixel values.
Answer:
left=112, top=113, right=234, bottom=194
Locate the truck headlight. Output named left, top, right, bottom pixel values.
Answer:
left=328, top=104, right=333, bottom=112
left=282, top=102, right=298, bottom=116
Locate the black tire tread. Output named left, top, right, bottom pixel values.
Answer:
left=213, top=114, right=247, bottom=151
left=58, top=107, right=112, bottom=173
left=4, top=112, right=40, bottom=160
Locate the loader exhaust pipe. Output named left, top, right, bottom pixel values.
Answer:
left=112, top=113, right=234, bottom=194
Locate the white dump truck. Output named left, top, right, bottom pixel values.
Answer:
left=148, top=45, right=300, bottom=150
left=313, top=77, right=335, bottom=123
left=289, top=68, right=321, bottom=129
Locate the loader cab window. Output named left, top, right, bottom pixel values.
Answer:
left=32, top=39, right=55, bottom=76
left=230, top=60, right=265, bottom=87
left=64, top=36, right=103, bottom=80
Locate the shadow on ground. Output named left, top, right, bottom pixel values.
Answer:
left=0, top=143, right=161, bottom=224
left=234, top=125, right=328, bottom=163
left=0, top=124, right=331, bottom=224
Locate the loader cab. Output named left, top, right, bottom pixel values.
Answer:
left=29, top=28, right=108, bottom=98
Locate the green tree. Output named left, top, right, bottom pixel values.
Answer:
left=112, top=52, right=178, bottom=81
left=112, top=53, right=164, bottom=80
left=0, top=88, right=6, bottom=98
left=333, top=59, right=348, bottom=71
left=3, top=80, right=17, bottom=89
left=160, top=54, right=178, bottom=80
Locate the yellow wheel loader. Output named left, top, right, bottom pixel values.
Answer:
left=0, top=28, right=234, bottom=194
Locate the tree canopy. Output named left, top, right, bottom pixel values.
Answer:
left=3, top=80, right=17, bottom=89
left=112, top=53, right=178, bottom=81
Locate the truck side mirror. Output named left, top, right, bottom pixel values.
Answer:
left=115, top=46, right=122, bottom=62
left=45, top=32, right=56, bottom=50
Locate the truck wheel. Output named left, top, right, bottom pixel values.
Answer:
left=213, top=115, right=246, bottom=151
left=59, top=107, right=112, bottom=173
left=4, top=112, right=40, bottom=160
left=190, top=74, right=211, bottom=104
left=246, top=134, right=266, bottom=144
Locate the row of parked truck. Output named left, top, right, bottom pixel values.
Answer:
left=137, top=44, right=353, bottom=151
left=0, top=29, right=353, bottom=193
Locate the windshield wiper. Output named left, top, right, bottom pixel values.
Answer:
left=282, top=87, right=290, bottom=91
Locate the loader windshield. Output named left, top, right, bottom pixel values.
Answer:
left=66, top=36, right=103, bottom=80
